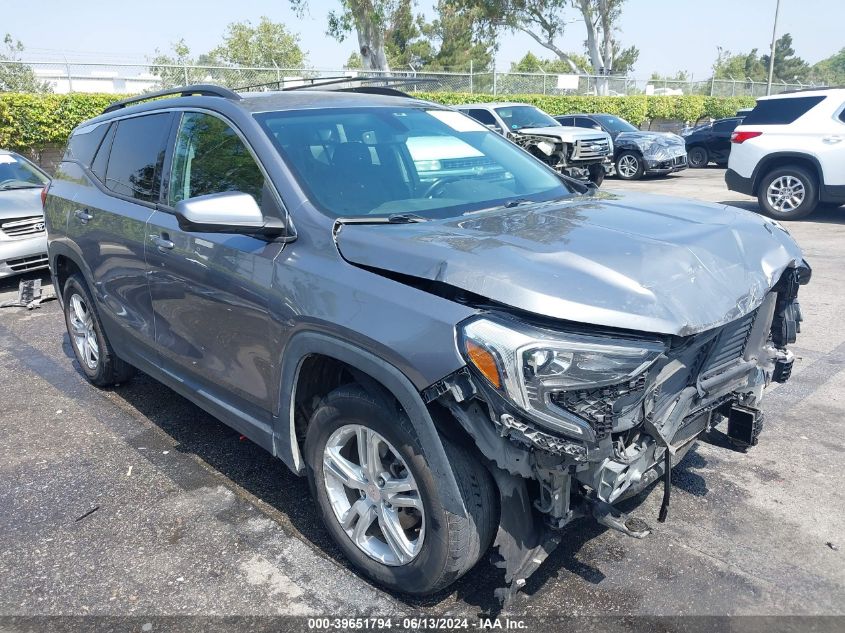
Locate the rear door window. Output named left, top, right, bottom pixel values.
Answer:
left=465, top=109, right=498, bottom=127
left=104, top=114, right=171, bottom=203
left=743, top=96, right=825, bottom=125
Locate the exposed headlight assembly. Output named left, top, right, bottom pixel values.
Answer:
left=459, top=317, right=664, bottom=436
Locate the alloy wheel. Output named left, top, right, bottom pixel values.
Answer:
left=322, top=424, right=425, bottom=566
left=766, top=175, right=806, bottom=212
left=618, top=154, right=639, bottom=178
left=68, top=293, right=99, bottom=370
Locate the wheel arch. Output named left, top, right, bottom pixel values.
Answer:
left=277, top=330, right=469, bottom=518
left=48, top=241, right=93, bottom=309
left=752, top=152, right=823, bottom=197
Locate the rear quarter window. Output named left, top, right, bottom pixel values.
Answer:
left=743, top=96, right=826, bottom=125
left=63, top=123, right=110, bottom=167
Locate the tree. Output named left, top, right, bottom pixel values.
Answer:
left=573, top=0, right=639, bottom=93
left=210, top=17, right=306, bottom=68
left=467, top=0, right=581, bottom=72
left=711, top=35, right=809, bottom=86
left=149, top=19, right=307, bottom=89
left=810, top=47, right=845, bottom=85
left=292, top=0, right=394, bottom=71
left=510, top=51, right=590, bottom=73
left=418, top=0, right=495, bottom=71
left=0, top=34, right=51, bottom=93
left=760, top=33, right=809, bottom=83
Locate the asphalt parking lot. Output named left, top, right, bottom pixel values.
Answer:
left=1, top=167, right=843, bottom=624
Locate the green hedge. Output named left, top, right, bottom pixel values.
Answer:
left=414, top=93, right=757, bottom=127
left=0, top=93, right=123, bottom=152
left=0, top=91, right=756, bottom=152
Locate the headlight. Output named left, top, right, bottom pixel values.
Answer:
left=459, top=317, right=664, bottom=435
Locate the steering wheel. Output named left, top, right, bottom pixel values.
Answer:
left=0, top=179, right=17, bottom=188
left=422, top=176, right=464, bottom=199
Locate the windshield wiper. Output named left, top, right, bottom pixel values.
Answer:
left=386, top=213, right=428, bottom=223
left=0, top=183, right=43, bottom=191
left=503, top=198, right=533, bottom=208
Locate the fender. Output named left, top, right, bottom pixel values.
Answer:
left=750, top=151, right=824, bottom=196
left=47, top=239, right=95, bottom=309
left=276, top=330, right=469, bottom=519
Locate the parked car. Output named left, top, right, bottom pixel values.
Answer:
left=556, top=113, right=688, bottom=180
left=683, top=117, right=744, bottom=167
left=454, top=103, right=611, bottom=186
left=45, top=85, right=810, bottom=599
left=726, top=87, right=845, bottom=219
left=0, top=150, right=50, bottom=280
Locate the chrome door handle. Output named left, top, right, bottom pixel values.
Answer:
left=74, top=209, right=93, bottom=223
left=149, top=234, right=175, bottom=251
left=823, top=136, right=843, bottom=144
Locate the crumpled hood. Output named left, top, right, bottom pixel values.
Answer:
left=335, top=192, right=806, bottom=336
left=616, top=131, right=685, bottom=147
left=0, top=188, right=43, bottom=221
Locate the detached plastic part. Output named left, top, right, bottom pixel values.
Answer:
left=0, top=278, right=55, bottom=310
left=726, top=405, right=765, bottom=447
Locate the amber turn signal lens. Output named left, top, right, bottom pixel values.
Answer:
left=465, top=340, right=501, bottom=389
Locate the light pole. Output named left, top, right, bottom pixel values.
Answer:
left=766, top=0, right=782, bottom=95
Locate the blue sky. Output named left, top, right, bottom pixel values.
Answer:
left=8, top=0, right=842, bottom=77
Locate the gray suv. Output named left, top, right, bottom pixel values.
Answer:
left=44, top=84, right=810, bottom=599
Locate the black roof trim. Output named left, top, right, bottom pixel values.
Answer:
left=102, top=84, right=242, bottom=114
left=234, top=75, right=437, bottom=95
left=777, top=86, right=840, bottom=95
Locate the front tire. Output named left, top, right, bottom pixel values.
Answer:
left=304, top=385, right=497, bottom=595
left=757, top=166, right=818, bottom=220
left=615, top=151, right=644, bottom=180
left=587, top=163, right=605, bottom=187
left=687, top=146, right=709, bottom=168
left=63, top=273, right=135, bottom=387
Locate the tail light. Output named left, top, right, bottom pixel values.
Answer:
left=731, top=131, right=762, bottom=144
left=40, top=184, right=49, bottom=208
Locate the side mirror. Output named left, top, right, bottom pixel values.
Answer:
left=485, top=123, right=503, bottom=134
left=173, top=191, right=286, bottom=237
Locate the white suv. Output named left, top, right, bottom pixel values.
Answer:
left=726, top=88, right=845, bottom=219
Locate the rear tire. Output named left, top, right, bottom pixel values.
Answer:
left=757, top=166, right=818, bottom=220
left=62, top=273, right=135, bottom=387
left=615, top=151, right=644, bottom=180
left=304, top=384, right=497, bottom=595
left=687, top=146, right=709, bottom=168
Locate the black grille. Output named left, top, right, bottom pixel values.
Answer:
left=701, top=310, right=757, bottom=373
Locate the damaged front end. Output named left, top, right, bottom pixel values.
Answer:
left=423, top=263, right=810, bottom=602
left=510, top=131, right=611, bottom=184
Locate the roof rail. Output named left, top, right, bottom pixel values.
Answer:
left=102, top=84, right=242, bottom=114
left=233, top=75, right=438, bottom=94
left=776, top=85, right=841, bottom=95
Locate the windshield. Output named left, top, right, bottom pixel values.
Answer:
left=494, top=105, right=559, bottom=131
left=256, top=107, right=573, bottom=220
left=0, top=153, right=49, bottom=190
left=592, top=115, right=638, bottom=134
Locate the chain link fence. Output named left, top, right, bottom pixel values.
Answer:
left=1, top=60, right=827, bottom=97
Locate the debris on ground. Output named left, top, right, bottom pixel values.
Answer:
left=827, top=542, right=839, bottom=551
left=75, top=506, right=100, bottom=522
left=0, top=278, right=56, bottom=310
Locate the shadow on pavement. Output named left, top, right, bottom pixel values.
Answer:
left=719, top=199, right=845, bottom=224
left=68, top=346, right=663, bottom=615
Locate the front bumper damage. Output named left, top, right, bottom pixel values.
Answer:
left=510, top=132, right=611, bottom=182
left=424, top=262, right=810, bottom=603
